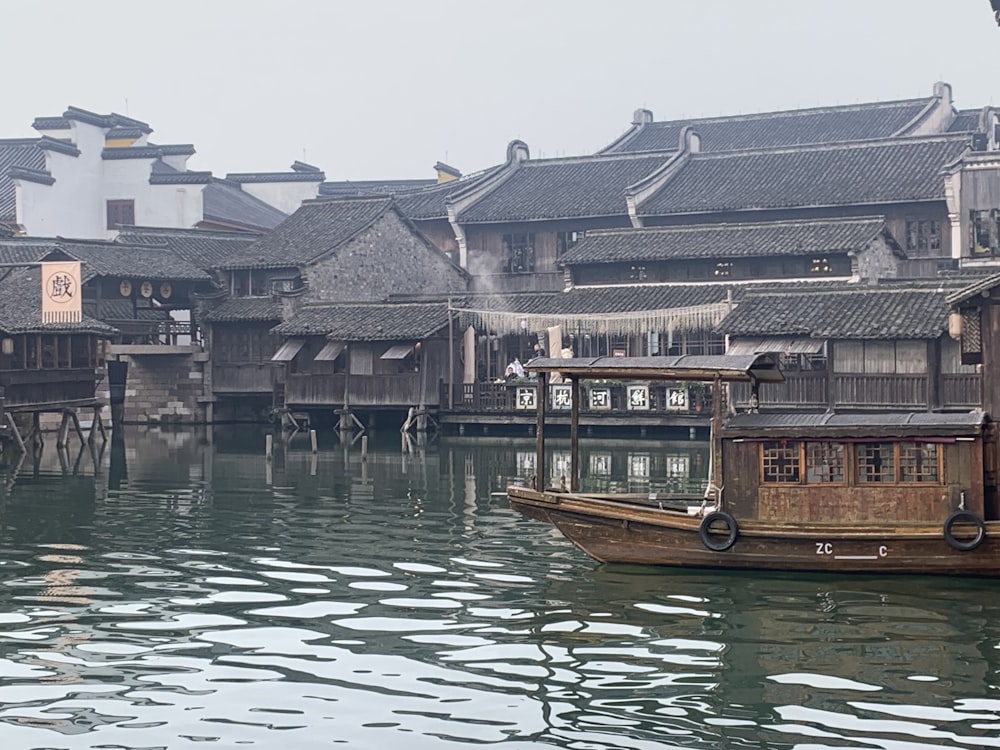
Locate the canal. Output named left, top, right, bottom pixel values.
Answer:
left=0, top=426, right=997, bottom=748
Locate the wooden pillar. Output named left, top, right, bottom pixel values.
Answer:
left=570, top=375, right=580, bottom=492
left=534, top=372, right=547, bottom=490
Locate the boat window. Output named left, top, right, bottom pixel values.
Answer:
left=857, top=443, right=896, bottom=483
left=762, top=441, right=801, bottom=483
left=805, top=443, right=844, bottom=483
left=899, top=442, right=940, bottom=483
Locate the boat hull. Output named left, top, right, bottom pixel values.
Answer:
left=508, top=486, right=1000, bottom=575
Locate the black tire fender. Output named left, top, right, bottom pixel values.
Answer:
left=943, top=509, right=986, bottom=552
left=699, top=510, right=739, bottom=552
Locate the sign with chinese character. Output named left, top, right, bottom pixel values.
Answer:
left=516, top=387, right=536, bottom=410
left=41, top=261, right=82, bottom=324
left=666, top=387, right=688, bottom=410
left=551, top=384, right=572, bottom=410
left=589, top=387, right=611, bottom=410
left=627, top=384, right=649, bottom=410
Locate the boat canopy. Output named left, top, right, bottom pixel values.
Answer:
left=723, top=409, right=987, bottom=439
left=523, top=354, right=785, bottom=383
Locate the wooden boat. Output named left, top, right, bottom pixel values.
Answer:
left=507, top=354, right=1000, bottom=575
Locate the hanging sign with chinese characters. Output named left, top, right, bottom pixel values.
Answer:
left=41, top=261, right=82, bottom=324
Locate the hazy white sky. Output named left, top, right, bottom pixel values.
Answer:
left=5, top=1, right=999, bottom=181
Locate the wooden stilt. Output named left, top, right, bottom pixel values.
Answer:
left=56, top=412, right=71, bottom=448
left=70, top=411, right=86, bottom=445
left=5, top=412, right=25, bottom=454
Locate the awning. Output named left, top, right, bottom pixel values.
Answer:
left=727, top=337, right=824, bottom=356
left=314, top=340, right=346, bottom=362
left=271, top=338, right=305, bottom=362
left=380, top=343, right=415, bottom=360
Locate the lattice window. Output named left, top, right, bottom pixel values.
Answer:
left=857, top=443, right=895, bottom=483
left=961, top=307, right=983, bottom=365
left=762, top=441, right=800, bottom=483
left=805, top=442, right=844, bottom=483
left=899, top=442, right=939, bottom=483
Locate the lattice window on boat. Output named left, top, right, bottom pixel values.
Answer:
left=899, top=442, right=940, bottom=483
left=960, top=307, right=982, bottom=366
left=761, top=441, right=800, bottom=483
left=857, top=442, right=895, bottom=483
left=805, top=442, right=844, bottom=483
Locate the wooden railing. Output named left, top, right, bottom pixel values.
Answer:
left=834, top=374, right=928, bottom=408
left=106, top=319, right=201, bottom=346
left=0, top=367, right=98, bottom=407
left=942, top=373, right=982, bottom=408
left=285, top=373, right=436, bottom=407
left=731, top=371, right=983, bottom=411
left=731, top=373, right=827, bottom=409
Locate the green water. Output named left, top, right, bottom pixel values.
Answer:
left=0, top=426, right=996, bottom=749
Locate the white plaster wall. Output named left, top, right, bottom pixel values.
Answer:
left=101, top=161, right=205, bottom=235
left=237, top=181, right=320, bottom=214
left=18, top=121, right=107, bottom=237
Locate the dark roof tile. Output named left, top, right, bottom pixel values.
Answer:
left=637, top=136, right=969, bottom=216
left=217, top=196, right=392, bottom=270
left=274, top=302, right=449, bottom=339
left=202, top=181, right=288, bottom=232
left=717, top=285, right=951, bottom=339
left=561, top=217, right=887, bottom=264
left=116, top=227, right=259, bottom=270
left=204, top=297, right=282, bottom=323
left=458, top=153, right=670, bottom=223
left=603, top=97, right=934, bottom=154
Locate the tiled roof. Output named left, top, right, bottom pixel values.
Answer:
left=602, top=97, right=934, bottom=154
left=203, top=296, right=282, bottom=323
left=57, top=240, right=212, bottom=281
left=561, top=217, right=887, bottom=265
left=0, top=139, right=46, bottom=222
left=227, top=170, right=326, bottom=183
left=463, top=283, right=737, bottom=316
left=458, top=153, right=671, bottom=223
left=217, top=196, right=393, bottom=270
left=0, top=266, right=114, bottom=335
left=637, top=136, right=969, bottom=217
left=32, top=117, right=70, bottom=131
left=273, top=301, right=449, bottom=339
left=725, top=410, right=985, bottom=437
left=320, top=178, right=435, bottom=198
left=394, top=166, right=508, bottom=220
left=63, top=106, right=152, bottom=133
left=717, top=285, right=951, bottom=339
left=0, top=237, right=59, bottom=264
left=116, top=227, right=259, bottom=270
left=202, top=181, right=288, bottom=233
left=102, top=144, right=195, bottom=160
left=948, top=110, right=983, bottom=133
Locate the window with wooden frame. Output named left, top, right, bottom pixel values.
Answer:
left=905, top=219, right=941, bottom=256
left=106, top=199, right=136, bottom=229
left=857, top=442, right=895, bottom=483
left=502, top=233, right=535, bottom=273
left=805, top=442, right=845, bottom=483
left=898, top=442, right=940, bottom=483
left=762, top=441, right=801, bottom=483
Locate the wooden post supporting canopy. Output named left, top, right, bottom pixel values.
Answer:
left=570, top=375, right=580, bottom=492
left=534, top=372, right=547, bottom=490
